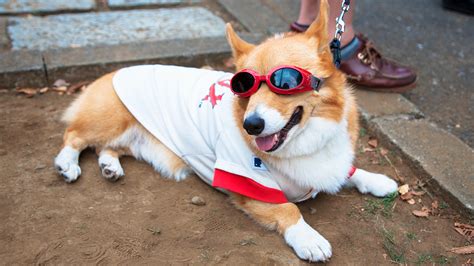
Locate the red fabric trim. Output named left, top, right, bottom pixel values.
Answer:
left=212, top=169, right=288, bottom=204
left=347, top=166, right=357, bottom=179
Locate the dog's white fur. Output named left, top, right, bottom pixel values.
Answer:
left=247, top=104, right=287, bottom=136
left=98, top=151, right=124, bottom=181
left=284, top=217, right=332, bottom=262
left=54, top=146, right=81, bottom=183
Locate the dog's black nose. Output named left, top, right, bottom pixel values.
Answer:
left=243, top=115, right=265, bottom=135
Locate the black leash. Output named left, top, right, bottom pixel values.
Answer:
left=330, top=0, right=350, bottom=68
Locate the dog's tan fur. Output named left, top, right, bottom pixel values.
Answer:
left=60, top=0, right=353, bottom=237
left=55, top=0, right=388, bottom=261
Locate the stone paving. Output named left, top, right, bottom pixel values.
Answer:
left=8, top=7, right=225, bottom=50
left=108, top=0, right=201, bottom=8
left=0, top=0, right=95, bottom=14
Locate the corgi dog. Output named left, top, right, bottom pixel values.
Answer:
left=54, top=0, right=397, bottom=262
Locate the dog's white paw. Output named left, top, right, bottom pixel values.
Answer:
left=99, top=153, right=124, bottom=181
left=55, top=146, right=81, bottom=183
left=284, top=217, right=332, bottom=262
left=351, top=169, right=398, bottom=197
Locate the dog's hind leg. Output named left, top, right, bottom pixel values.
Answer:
left=54, top=130, right=87, bottom=183
left=98, top=148, right=125, bottom=181
left=346, top=168, right=398, bottom=197
left=128, top=127, right=192, bottom=181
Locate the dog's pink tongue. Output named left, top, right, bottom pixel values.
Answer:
left=255, top=133, right=278, bottom=151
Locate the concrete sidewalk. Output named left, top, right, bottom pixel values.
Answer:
left=0, top=0, right=472, bottom=213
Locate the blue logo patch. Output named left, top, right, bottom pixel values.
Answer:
left=252, top=157, right=268, bottom=171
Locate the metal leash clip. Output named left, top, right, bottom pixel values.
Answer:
left=330, top=0, right=350, bottom=68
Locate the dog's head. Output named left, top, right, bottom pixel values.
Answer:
left=227, top=0, right=350, bottom=159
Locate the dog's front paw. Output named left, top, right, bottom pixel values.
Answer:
left=351, top=169, right=398, bottom=197
left=55, top=159, right=81, bottom=183
left=284, top=217, right=332, bottom=262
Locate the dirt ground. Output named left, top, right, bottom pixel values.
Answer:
left=0, top=84, right=472, bottom=265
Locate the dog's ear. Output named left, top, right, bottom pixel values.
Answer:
left=226, top=23, right=255, bottom=59
left=305, top=0, right=330, bottom=51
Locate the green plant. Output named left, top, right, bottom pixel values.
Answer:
left=415, top=253, right=433, bottom=265
left=382, top=229, right=406, bottom=263
left=406, top=232, right=417, bottom=240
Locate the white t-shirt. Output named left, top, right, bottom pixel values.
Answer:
left=113, top=65, right=317, bottom=203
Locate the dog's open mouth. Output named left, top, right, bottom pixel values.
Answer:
left=255, top=106, right=303, bottom=152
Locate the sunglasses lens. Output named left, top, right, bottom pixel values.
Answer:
left=270, top=68, right=303, bottom=90
left=231, top=72, right=255, bottom=94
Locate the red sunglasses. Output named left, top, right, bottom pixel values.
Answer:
left=230, top=65, right=322, bottom=98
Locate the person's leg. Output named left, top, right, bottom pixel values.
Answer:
left=296, top=0, right=318, bottom=25
left=295, top=0, right=355, bottom=46
left=291, top=0, right=417, bottom=92
left=327, top=0, right=355, bottom=46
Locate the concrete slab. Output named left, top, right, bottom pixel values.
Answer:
left=0, top=17, right=8, bottom=50
left=0, top=0, right=95, bottom=14
left=108, top=0, right=200, bottom=8
left=0, top=27, right=262, bottom=88
left=261, top=0, right=300, bottom=24
left=371, top=117, right=474, bottom=213
left=42, top=33, right=262, bottom=86
left=218, top=0, right=288, bottom=34
left=8, top=7, right=225, bottom=51
left=354, top=89, right=423, bottom=120
left=0, top=50, right=46, bottom=89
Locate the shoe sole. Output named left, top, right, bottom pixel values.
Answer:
left=350, top=78, right=418, bottom=93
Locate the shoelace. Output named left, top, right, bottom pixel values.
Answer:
left=357, top=38, right=383, bottom=70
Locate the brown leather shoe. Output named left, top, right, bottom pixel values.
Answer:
left=340, top=34, right=417, bottom=92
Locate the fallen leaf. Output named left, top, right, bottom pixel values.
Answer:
left=39, top=87, right=49, bottom=94
left=412, top=207, right=430, bottom=217
left=53, top=86, right=67, bottom=92
left=380, top=148, right=389, bottom=156
left=398, top=184, right=410, bottom=195
left=67, top=81, right=89, bottom=94
left=400, top=191, right=413, bottom=201
left=463, top=258, right=472, bottom=266
left=431, top=201, right=439, bottom=210
left=407, top=199, right=416, bottom=205
left=16, top=88, right=37, bottom=97
left=454, top=222, right=474, bottom=241
left=449, top=245, right=474, bottom=255
left=411, top=190, right=426, bottom=196
left=368, top=138, right=378, bottom=148
left=455, top=222, right=474, bottom=229
left=53, top=79, right=70, bottom=88
left=363, top=147, right=375, bottom=153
